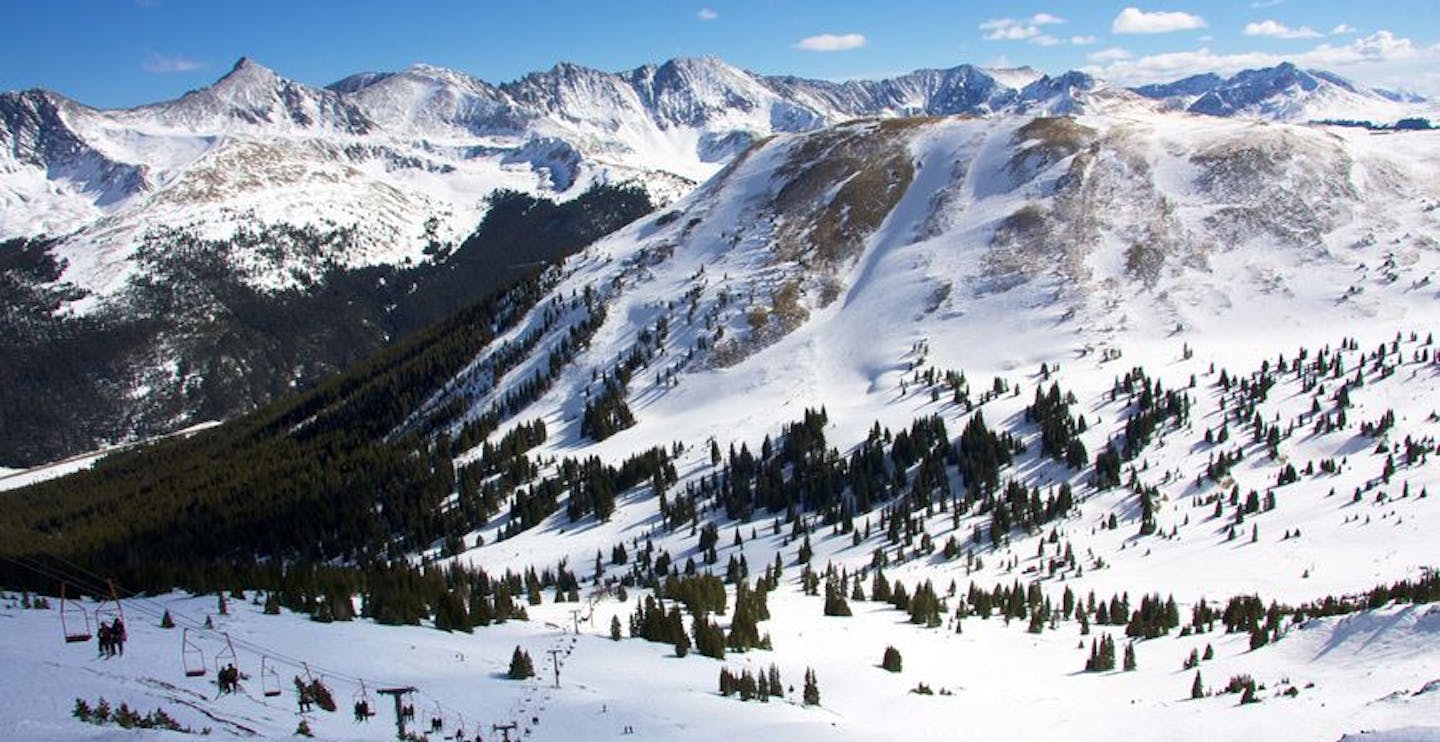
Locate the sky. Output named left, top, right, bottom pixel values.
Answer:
left=2, top=1, right=1438, bottom=108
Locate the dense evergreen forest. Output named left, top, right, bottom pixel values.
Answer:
left=0, top=184, right=652, bottom=467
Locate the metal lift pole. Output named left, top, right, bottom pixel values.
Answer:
left=547, top=648, right=563, bottom=688
left=377, top=686, right=416, bottom=740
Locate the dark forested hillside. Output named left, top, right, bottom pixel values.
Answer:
left=0, top=268, right=552, bottom=583
left=0, top=184, right=651, bottom=467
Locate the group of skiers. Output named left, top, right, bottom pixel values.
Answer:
left=96, top=617, right=126, bottom=658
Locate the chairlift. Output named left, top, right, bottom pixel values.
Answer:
left=59, top=583, right=92, bottom=643
left=214, top=632, right=237, bottom=674
left=353, top=680, right=376, bottom=719
left=93, top=579, right=125, bottom=629
left=260, top=656, right=283, bottom=698
left=182, top=628, right=207, bottom=677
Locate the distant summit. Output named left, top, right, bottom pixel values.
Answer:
left=1132, top=62, right=1428, bottom=122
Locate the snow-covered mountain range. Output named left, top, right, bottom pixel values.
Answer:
left=1, top=56, right=1429, bottom=302
left=1132, top=61, right=1430, bottom=122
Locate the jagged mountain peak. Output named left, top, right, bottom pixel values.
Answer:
left=121, top=55, right=372, bottom=135
left=221, top=56, right=277, bottom=81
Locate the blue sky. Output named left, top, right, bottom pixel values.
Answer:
left=3, top=1, right=1438, bottom=107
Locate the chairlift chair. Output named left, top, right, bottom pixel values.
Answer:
left=214, top=632, right=237, bottom=674
left=59, top=583, right=92, bottom=643
left=260, top=656, right=283, bottom=698
left=181, top=628, right=207, bottom=677
left=354, top=680, right=377, bottom=718
left=92, top=579, right=125, bottom=629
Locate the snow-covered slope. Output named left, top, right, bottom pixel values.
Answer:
left=2, top=587, right=1438, bottom=741
left=370, top=110, right=1440, bottom=740
left=423, top=112, right=1440, bottom=463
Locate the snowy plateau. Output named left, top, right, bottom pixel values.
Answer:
left=1, top=55, right=1440, bottom=742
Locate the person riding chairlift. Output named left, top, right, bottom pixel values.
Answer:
left=111, top=617, right=126, bottom=656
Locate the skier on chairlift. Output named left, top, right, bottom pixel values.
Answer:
left=111, top=617, right=126, bottom=656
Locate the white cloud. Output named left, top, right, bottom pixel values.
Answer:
left=984, top=24, right=1043, bottom=41
left=1071, top=35, right=1098, bottom=46
left=1250, top=0, right=1283, bottom=7
left=142, top=53, right=203, bottom=73
left=1084, top=30, right=1440, bottom=98
left=980, top=13, right=1066, bottom=31
left=1088, top=47, right=1134, bottom=63
left=1332, top=24, right=1357, bottom=35
left=1113, top=7, right=1207, bottom=34
left=697, top=7, right=718, bottom=21
left=794, top=33, right=868, bottom=52
left=1244, top=20, right=1321, bottom=40
left=981, top=13, right=1077, bottom=45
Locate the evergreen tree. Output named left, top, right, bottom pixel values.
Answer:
left=802, top=668, right=820, bottom=706
left=610, top=615, right=623, bottom=641
left=1123, top=642, right=1137, bottom=671
left=823, top=582, right=852, bottom=616
left=507, top=646, right=535, bottom=679
left=1191, top=670, right=1204, bottom=699
left=881, top=646, right=903, bottom=673
left=767, top=664, right=783, bottom=697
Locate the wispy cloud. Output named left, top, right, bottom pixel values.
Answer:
left=1250, top=0, right=1283, bottom=8
left=1112, top=7, right=1207, bottom=35
left=697, top=7, right=718, bottom=21
left=794, top=33, right=868, bottom=52
left=1071, top=35, right=1098, bottom=46
left=984, top=11, right=1065, bottom=44
left=1332, top=24, right=1357, bottom=35
left=1244, top=20, right=1321, bottom=40
left=1088, top=47, right=1134, bottom=63
left=142, top=53, right=204, bottom=73
left=981, top=13, right=1080, bottom=46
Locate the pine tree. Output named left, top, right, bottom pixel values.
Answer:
left=610, top=615, right=623, bottom=641
left=823, top=582, right=852, bottom=616
left=1123, top=642, right=1137, bottom=671
left=1191, top=670, right=1204, bottom=699
left=881, top=645, right=903, bottom=673
left=802, top=668, right=820, bottom=706
left=508, top=646, right=535, bottom=679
